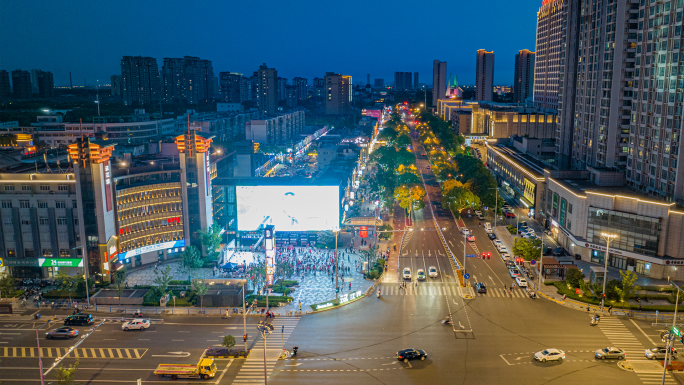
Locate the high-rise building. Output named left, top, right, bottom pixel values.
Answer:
left=31, top=69, right=41, bottom=94
left=313, top=77, right=325, bottom=99
left=162, top=56, right=214, bottom=104
left=414, top=72, right=419, bottom=89
left=0, top=70, right=11, bottom=99
left=534, top=0, right=566, bottom=112
left=475, top=50, right=495, bottom=101
left=121, top=56, right=161, bottom=106
left=11, top=70, right=32, bottom=99
left=219, top=72, right=243, bottom=103
left=514, top=50, right=535, bottom=104
left=367, top=74, right=370, bottom=86
left=432, top=60, right=447, bottom=107
left=241, top=76, right=252, bottom=102
left=394, top=72, right=413, bottom=90
left=374, top=79, right=385, bottom=89
left=36, top=70, right=54, bottom=98
left=277, top=77, right=288, bottom=102
left=256, top=64, right=278, bottom=115
left=286, top=85, right=298, bottom=108
left=292, top=77, right=308, bottom=101
left=324, top=72, right=351, bottom=115
left=110, top=75, right=121, bottom=96
left=554, top=0, right=580, bottom=169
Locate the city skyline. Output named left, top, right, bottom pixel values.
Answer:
left=0, top=0, right=538, bottom=87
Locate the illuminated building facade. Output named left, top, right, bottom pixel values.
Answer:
left=534, top=0, right=566, bottom=112
left=324, top=72, right=352, bottom=115
left=475, top=50, right=495, bottom=101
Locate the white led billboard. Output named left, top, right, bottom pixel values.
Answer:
left=237, top=186, right=339, bottom=231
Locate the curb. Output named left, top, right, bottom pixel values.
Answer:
left=617, top=361, right=632, bottom=371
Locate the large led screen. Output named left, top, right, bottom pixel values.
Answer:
left=237, top=186, right=340, bottom=231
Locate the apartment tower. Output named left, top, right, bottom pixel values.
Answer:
left=475, top=50, right=495, bottom=101
left=432, top=60, right=447, bottom=107
left=514, top=50, right=535, bottom=104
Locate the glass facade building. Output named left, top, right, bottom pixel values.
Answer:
left=587, top=207, right=661, bottom=257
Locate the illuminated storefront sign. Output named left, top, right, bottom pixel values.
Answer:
left=37, top=258, right=84, bottom=267
left=119, top=240, right=185, bottom=259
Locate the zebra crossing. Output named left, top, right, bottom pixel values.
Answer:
left=378, top=284, right=532, bottom=299
left=594, top=316, right=677, bottom=385
left=232, top=317, right=300, bottom=384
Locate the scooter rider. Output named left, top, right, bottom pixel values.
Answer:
left=377, top=289, right=381, bottom=298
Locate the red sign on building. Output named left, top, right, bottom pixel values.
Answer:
left=359, top=226, right=368, bottom=238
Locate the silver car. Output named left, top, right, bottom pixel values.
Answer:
left=645, top=346, right=677, bottom=360
left=595, top=347, right=625, bottom=360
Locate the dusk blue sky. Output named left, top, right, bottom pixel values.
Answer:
left=0, top=0, right=540, bottom=87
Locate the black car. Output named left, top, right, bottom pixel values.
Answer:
left=544, top=247, right=553, bottom=256
left=475, top=282, right=487, bottom=293
left=552, top=247, right=564, bottom=257
left=46, top=327, right=79, bottom=339
left=64, top=313, right=94, bottom=326
left=396, top=348, right=428, bottom=362
left=487, top=233, right=497, bottom=240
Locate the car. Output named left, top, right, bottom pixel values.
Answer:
left=484, top=222, right=492, bottom=228
left=645, top=347, right=677, bottom=360
left=505, top=260, right=515, bottom=268
left=487, top=233, right=497, bottom=240
left=416, top=269, right=426, bottom=280
left=64, top=314, right=94, bottom=326
left=534, top=349, right=566, bottom=362
left=498, top=246, right=509, bottom=254
left=122, top=319, right=151, bottom=331
left=403, top=268, right=412, bottom=280
left=484, top=226, right=493, bottom=234
left=552, top=247, right=564, bottom=256
left=493, top=240, right=503, bottom=247
left=421, top=153, right=427, bottom=157
left=501, top=253, right=511, bottom=260
left=516, top=277, right=528, bottom=287
left=505, top=211, right=517, bottom=218
left=426, top=165, right=431, bottom=169
left=509, top=268, right=520, bottom=278
left=396, top=348, right=428, bottom=362
left=544, top=247, right=553, bottom=256
left=474, top=210, right=483, bottom=216
left=428, top=266, right=438, bottom=278
left=517, top=221, right=528, bottom=228
left=461, top=228, right=472, bottom=236
left=477, top=214, right=485, bottom=220
left=475, top=282, right=487, bottom=293
left=481, top=252, right=491, bottom=259
left=466, top=235, right=476, bottom=242
left=594, top=347, right=626, bottom=360
left=46, top=327, right=79, bottom=339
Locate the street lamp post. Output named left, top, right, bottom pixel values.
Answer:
left=662, top=283, right=682, bottom=385
left=334, top=229, right=339, bottom=299
left=599, top=233, right=618, bottom=312
left=242, top=280, right=247, bottom=350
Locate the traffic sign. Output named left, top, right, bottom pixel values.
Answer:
left=672, top=326, right=681, bottom=337
left=530, top=260, right=536, bottom=265
left=466, top=254, right=477, bottom=258
left=464, top=273, right=471, bottom=279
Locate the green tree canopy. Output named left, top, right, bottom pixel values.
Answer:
left=441, top=186, right=479, bottom=219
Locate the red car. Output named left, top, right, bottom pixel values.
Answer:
left=505, top=212, right=516, bottom=218
left=466, top=235, right=476, bottom=242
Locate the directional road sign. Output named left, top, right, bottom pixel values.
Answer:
left=466, top=254, right=477, bottom=258
left=464, top=273, right=471, bottom=279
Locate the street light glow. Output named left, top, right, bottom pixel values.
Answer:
left=600, top=233, right=617, bottom=239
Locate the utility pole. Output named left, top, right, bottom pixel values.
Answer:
left=599, top=233, right=617, bottom=312
left=662, top=283, right=682, bottom=385
left=335, top=229, right=339, bottom=299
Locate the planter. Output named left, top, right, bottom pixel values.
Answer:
left=205, top=348, right=250, bottom=358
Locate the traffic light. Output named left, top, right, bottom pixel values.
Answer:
left=602, top=293, right=606, bottom=298
left=680, top=335, right=684, bottom=345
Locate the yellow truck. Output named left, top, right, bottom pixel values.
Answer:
left=153, top=357, right=217, bottom=380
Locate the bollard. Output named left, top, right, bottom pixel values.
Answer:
left=188, top=308, right=190, bottom=315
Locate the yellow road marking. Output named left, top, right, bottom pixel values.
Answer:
left=125, top=349, right=132, bottom=359
left=90, top=348, right=96, bottom=358
left=107, top=348, right=114, bottom=358
left=1, top=347, right=144, bottom=359
left=134, top=349, right=141, bottom=359
left=98, top=348, right=105, bottom=358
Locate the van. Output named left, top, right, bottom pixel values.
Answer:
left=64, top=313, right=94, bottom=326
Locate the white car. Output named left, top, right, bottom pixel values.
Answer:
left=534, top=348, right=565, bottom=362
left=484, top=226, right=493, bottom=234
left=500, top=253, right=511, bottom=260
left=122, top=319, right=150, bottom=331
left=474, top=210, right=483, bottom=216
left=403, top=268, right=412, bottom=280
left=428, top=266, right=438, bottom=278
left=493, top=240, right=503, bottom=247
left=516, top=277, right=528, bottom=287
left=497, top=246, right=509, bottom=254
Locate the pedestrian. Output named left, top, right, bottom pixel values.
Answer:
left=608, top=305, right=613, bottom=315
left=349, top=282, right=352, bottom=290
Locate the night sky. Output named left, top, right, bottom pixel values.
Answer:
left=0, top=0, right=540, bottom=87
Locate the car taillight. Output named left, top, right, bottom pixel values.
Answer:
left=398, top=356, right=403, bottom=359
left=71, top=331, right=75, bottom=334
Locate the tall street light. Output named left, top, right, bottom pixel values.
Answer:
left=600, top=233, right=618, bottom=312
left=334, top=229, right=339, bottom=299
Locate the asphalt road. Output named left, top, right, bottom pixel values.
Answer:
left=1, top=125, right=682, bottom=384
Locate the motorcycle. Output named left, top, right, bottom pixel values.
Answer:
left=292, top=346, right=298, bottom=357
left=441, top=318, right=452, bottom=325
left=590, top=317, right=600, bottom=326
left=376, top=290, right=381, bottom=298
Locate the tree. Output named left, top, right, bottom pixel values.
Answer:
left=394, top=185, right=426, bottom=212
left=193, top=279, right=210, bottom=308
left=199, top=222, right=223, bottom=262
left=615, top=270, right=639, bottom=306
left=441, top=186, right=479, bottom=218
left=153, top=265, right=174, bottom=296
left=55, top=271, right=83, bottom=303
left=378, top=224, right=393, bottom=240
left=317, top=230, right=337, bottom=249
left=113, top=269, right=127, bottom=306
left=0, top=276, right=15, bottom=299
left=222, top=334, right=236, bottom=349
left=565, top=268, right=585, bottom=289
left=180, top=245, right=203, bottom=277
left=395, top=134, right=412, bottom=149
left=512, top=238, right=541, bottom=261
left=53, top=359, right=79, bottom=385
